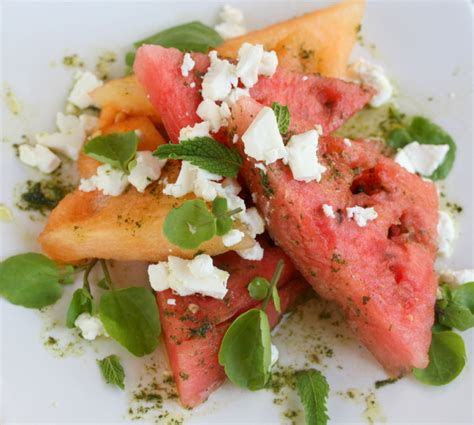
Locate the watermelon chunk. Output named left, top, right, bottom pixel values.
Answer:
left=133, top=45, right=373, bottom=141
left=156, top=242, right=308, bottom=407
left=230, top=97, right=439, bottom=375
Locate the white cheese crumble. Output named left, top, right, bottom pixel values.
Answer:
left=128, top=152, right=167, bottom=193
left=167, top=298, right=177, bottom=306
left=322, top=204, right=336, bottom=219
left=242, top=106, right=287, bottom=165
left=201, top=51, right=237, bottom=102
left=254, top=162, right=267, bottom=173
left=286, top=130, right=327, bottom=182
left=196, top=99, right=231, bottom=132
left=180, top=53, right=195, bottom=77
left=346, top=206, right=378, bottom=227
left=179, top=121, right=211, bottom=141
left=270, top=344, right=279, bottom=370
left=19, top=144, right=61, bottom=174
left=224, top=87, right=250, bottom=107
left=222, top=229, right=245, bottom=247
left=343, top=138, right=352, bottom=147
left=394, top=142, right=449, bottom=176
left=236, top=43, right=278, bottom=88
left=439, top=269, right=474, bottom=286
left=148, top=254, right=229, bottom=299
left=36, top=112, right=98, bottom=160
left=237, top=241, right=264, bottom=261
left=437, top=210, right=456, bottom=257
left=79, top=164, right=128, bottom=196
left=350, top=58, right=393, bottom=107
left=74, top=313, right=107, bottom=341
left=214, top=4, right=247, bottom=40
left=239, top=207, right=265, bottom=238
left=68, top=71, right=103, bottom=109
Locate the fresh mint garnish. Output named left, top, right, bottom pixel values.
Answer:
left=97, top=355, right=125, bottom=389
left=271, top=102, right=291, bottom=135
left=295, top=369, right=330, bottom=425
left=436, top=282, right=474, bottom=331
left=154, top=137, right=243, bottom=177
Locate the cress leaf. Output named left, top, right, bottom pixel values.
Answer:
left=218, top=308, right=272, bottom=390
left=437, top=282, right=474, bottom=331
left=248, top=277, right=271, bottom=301
left=66, top=287, right=93, bottom=328
left=97, top=355, right=125, bottom=390
left=163, top=199, right=216, bottom=249
left=387, top=127, right=412, bottom=150
left=212, top=197, right=228, bottom=217
left=271, top=102, right=291, bottom=135
left=154, top=137, right=243, bottom=177
left=295, top=369, right=330, bottom=425
left=0, top=253, right=62, bottom=309
left=99, top=287, right=161, bottom=357
left=413, top=331, right=466, bottom=386
left=83, top=131, right=139, bottom=173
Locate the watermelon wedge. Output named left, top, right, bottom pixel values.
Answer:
left=230, top=97, right=439, bottom=375
left=133, top=45, right=374, bottom=141
left=156, top=241, right=308, bottom=407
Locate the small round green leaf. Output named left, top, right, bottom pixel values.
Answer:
left=66, top=288, right=93, bottom=328
left=248, top=277, right=270, bottom=301
left=99, top=287, right=161, bottom=357
left=0, top=253, right=62, bottom=309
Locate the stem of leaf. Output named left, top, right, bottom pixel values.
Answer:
left=225, top=207, right=243, bottom=217
left=83, top=259, right=98, bottom=293
left=100, top=260, right=115, bottom=290
left=262, top=260, right=284, bottom=311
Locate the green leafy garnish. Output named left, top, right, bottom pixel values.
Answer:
left=295, top=369, right=330, bottom=425
left=0, top=253, right=66, bottom=309
left=413, top=330, right=466, bottom=386
left=66, top=287, right=93, bottom=328
left=261, top=260, right=284, bottom=314
left=248, top=277, right=271, bottom=301
left=271, top=102, right=291, bottom=135
left=387, top=116, right=456, bottom=180
left=97, top=355, right=125, bottom=390
left=436, top=283, right=474, bottom=331
left=83, top=131, right=139, bottom=173
left=154, top=137, right=243, bottom=177
left=212, top=197, right=234, bottom=236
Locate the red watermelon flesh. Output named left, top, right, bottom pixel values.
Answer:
left=133, top=45, right=373, bottom=141
left=230, top=97, right=439, bottom=375
left=156, top=244, right=308, bottom=407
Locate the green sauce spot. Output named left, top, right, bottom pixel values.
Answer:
left=96, top=51, right=117, bottom=80
left=62, top=54, right=85, bottom=68
left=3, top=83, right=22, bottom=115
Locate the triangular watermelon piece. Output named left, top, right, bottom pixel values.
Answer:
left=230, top=97, right=439, bottom=375
left=133, top=45, right=374, bottom=141
left=156, top=241, right=308, bottom=407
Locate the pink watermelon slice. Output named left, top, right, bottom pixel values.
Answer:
left=230, top=97, right=439, bottom=375
left=133, top=45, right=374, bottom=141
left=156, top=241, right=308, bottom=407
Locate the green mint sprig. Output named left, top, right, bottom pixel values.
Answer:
left=271, top=102, right=291, bottom=135
left=97, top=355, right=125, bottom=390
left=295, top=369, right=330, bottom=425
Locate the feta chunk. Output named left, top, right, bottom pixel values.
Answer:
left=236, top=43, right=278, bottom=88
left=439, top=269, right=474, bottom=286
left=79, top=164, right=128, bottom=196
left=343, top=138, right=352, bottom=147
left=286, top=130, right=327, bottom=182
left=219, top=4, right=245, bottom=24
left=179, top=121, right=210, bottom=141
left=167, top=298, right=177, bottom=306
left=148, top=254, right=230, bottom=299
left=128, top=151, right=166, bottom=193
left=239, top=207, right=265, bottom=238
left=68, top=71, right=103, bottom=109
left=222, top=229, right=245, bottom=247
left=242, top=106, right=287, bottom=165
left=437, top=210, right=456, bottom=257
left=237, top=241, right=264, bottom=261
left=180, top=53, right=195, bottom=77
left=74, top=313, right=107, bottom=341
left=223, top=87, right=250, bottom=107
left=394, top=142, right=449, bottom=176
left=201, top=51, right=237, bottom=101
left=196, top=99, right=230, bottom=132
left=214, top=4, right=247, bottom=40
left=346, top=206, right=378, bottom=227
left=322, top=204, right=336, bottom=219
left=19, top=144, right=61, bottom=174
left=350, top=58, right=392, bottom=107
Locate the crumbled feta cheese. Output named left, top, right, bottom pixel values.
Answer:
left=322, top=204, right=336, bottom=219
left=148, top=254, right=230, bottom=299
left=68, top=71, right=103, bottom=109
left=214, top=4, right=247, bottom=39
left=128, top=151, right=166, bottom=193
left=180, top=53, right=195, bottom=77
left=437, top=210, right=456, bottom=257
left=439, top=269, right=474, bottom=286
left=224, top=87, right=250, bottom=107
left=286, top=130, right=327, bottom=182
left=179, top=121, right=211, bottom=141
left=79, top=164, right=128, bottom=196
left=343, top=138, right=352, bottom=147
left=19, top=144, right=61, bottom=174
left=232, top=134, right=239, bottom=144
left=270, top=344, right=279, bottom=370
left=190, top=82, right=196, bottom=88
left=222, top=229, right=245, bottom=247
left=242, top=106, right=287, bottom=165
left=74, top=313, right=107, bottom=340
left=239, top=207, right=265, bottom=238
left=236, top=43, right=277, bottom=88
left=36, top=113, right=98, bottom=160
left=259, top=51, right=278, bottom=77
left=254, top=162, right=267, bottom=173
left=219, top=4, right=245, bottom=24
left=201, top=51, right=237, bottom=101
left=167, top=298, right=176, bottom=306
left=302, top=76, right=309, bottom=81
left=346, top=206, right=378, bottom=227
left=237, top=241, right=264, bottom=261
left=350, top=58, right=392, bottom=107
left=196, top=99, right=231, bottom=132
left=394, top=142, right=449, bottom=176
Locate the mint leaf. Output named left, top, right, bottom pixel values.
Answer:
left=295, top=369, right=330, bottom=425
left=99, top=287, right=161, bottom=357
left=248, top=277, right=271, bottom=301
left=97, top=355, right=125, bottom=389
left=413, top=330, right=466, bottom=385
left=154, top=137, right=243, bottom=177
left=84, top=131, right=139, bottom=173
left=0, top=253, right=63, bottom=309
left=66, top=287, right=93, bottom=328
left=436, top=282, right=474, bottom=331
left=218, top=308, right=272, bottom=390
left=271, top=102, right=290, bottom=135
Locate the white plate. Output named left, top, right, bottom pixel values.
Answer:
left=1, top=1, right=473, bottom=424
